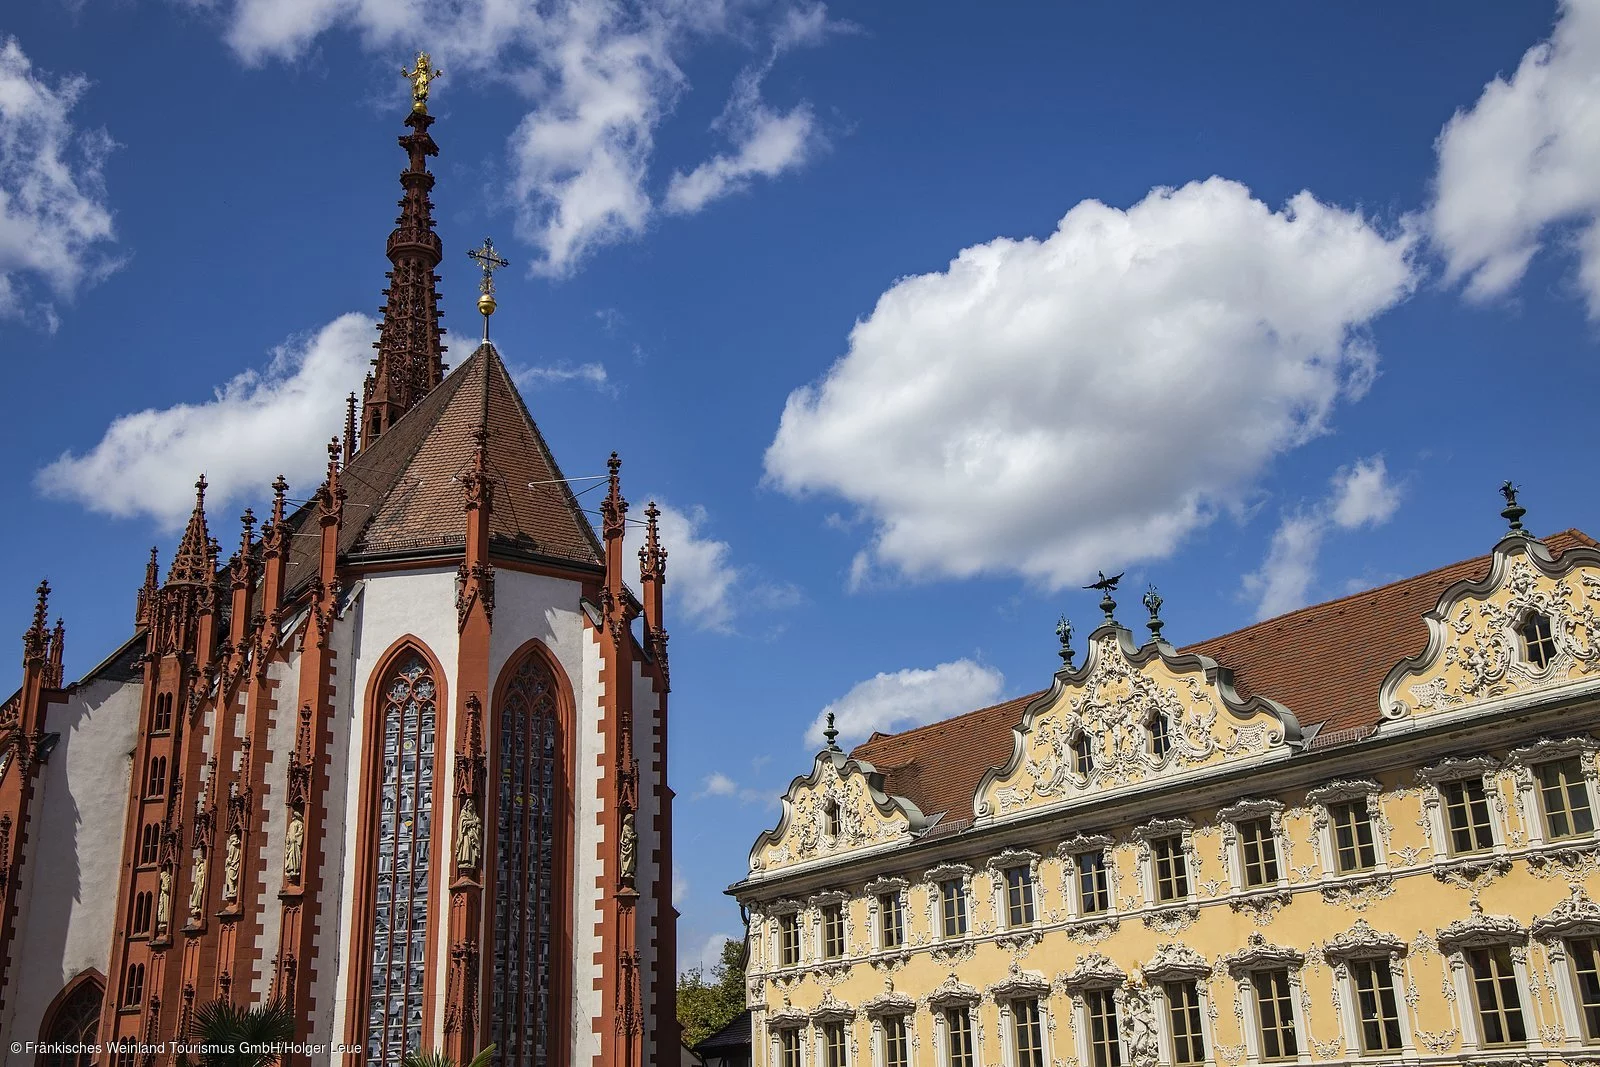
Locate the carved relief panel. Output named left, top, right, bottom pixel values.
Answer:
left=750, top=751, right=925, bottom=876
left=978, top=628, right=1298, bottom=819
left=1384, top=542, right=1600, bottom=720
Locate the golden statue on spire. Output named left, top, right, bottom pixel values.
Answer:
left=401, top=51, right=442, bottom=114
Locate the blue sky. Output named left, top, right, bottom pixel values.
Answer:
left=5, top=0, right=1600, bottom=973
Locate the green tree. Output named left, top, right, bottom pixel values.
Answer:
left=677, top=936, right=747, bottom=1048
left=402, top=1044, right=497, bottom=1067
left=178, top=998, right=295, bottom=1067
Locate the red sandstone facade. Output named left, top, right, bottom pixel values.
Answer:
left=0, top=97, right=677, bottom=1067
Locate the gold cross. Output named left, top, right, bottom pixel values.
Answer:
left=468, top=237, right=509, bottom=296
left=467, top=237, right=510, bottom=339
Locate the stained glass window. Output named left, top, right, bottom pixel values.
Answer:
left=366, top=653, right=437, bottom=1065
left=493, top=652, right=562, bottom=1067
left=41, top=978, right=103, bottom=1066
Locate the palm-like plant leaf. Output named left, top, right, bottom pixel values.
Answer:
left=188, top=998, right=296, bottom=1067
left=402, top=1042, right=497, bottom=1067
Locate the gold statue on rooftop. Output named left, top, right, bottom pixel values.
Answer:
left=402, top=51, right=442, bottom=114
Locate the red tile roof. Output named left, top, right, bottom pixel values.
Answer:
left=850, top=530, right=1598, bottom=819
left=282, top=344, right=602, bottom=596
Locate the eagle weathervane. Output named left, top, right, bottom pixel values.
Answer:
left=1084, top=570, right=1123, bottom=621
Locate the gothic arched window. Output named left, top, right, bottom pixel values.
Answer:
left=493, top=649, right=565, bottom=1067
left=365, top=651, right=438, bottom=1064
left=38, top=974, right=103, bottom=1067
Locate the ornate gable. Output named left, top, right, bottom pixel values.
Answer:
left=976, top=625, right=1300, bottom=820
left=1381, top=535, right=1600, bottom=722
left=749, top=749, right=926, bottom=876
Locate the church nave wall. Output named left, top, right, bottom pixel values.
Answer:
left=1, top=674, right=139, bottom=1052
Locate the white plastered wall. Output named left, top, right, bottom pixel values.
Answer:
left=250, top=642, right=302, bottom=1002
left=631, top=661, right=663, bottom=1067
left=307, top=584, right=358, bottom=1038
left=1, top=674, right=140, bottom=1050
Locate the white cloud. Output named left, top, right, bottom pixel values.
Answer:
left=0, top=37, right=120, bottom=327
left=766, top=178, right=1417, bottom=590
left=672, top=868, right=688, bottom=906
left=1241, top=512, right=1326, bottom=622
left=512, top=360, right=610, bottom=389
left=701, top=771, right=738, bottom=796
left=804, top=659, right=1004, bottom=749
left=210, top=0, right=841, bottom=275
left=623, top=498, right=739, bottom=632
left=664, top=2, right=846, bottom=215
left=1329, top=455, right=1400, bottom=529
left=1243, top=455, right=1402, bottom=619
left=681, top=931, right=739, bottom=977
left=37, top=313, right=370, bottom=527
left=1430, top=0, right=1600, bottom=314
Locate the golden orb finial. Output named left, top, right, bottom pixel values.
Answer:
left=467, top=236, right=510, bottom=342
left=402, top=51, right=442, bottom=115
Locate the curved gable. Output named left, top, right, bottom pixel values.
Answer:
left=749, top=750, right=926, bottom=877
left=1381, top=535, right=1600, bottom=722
left=976, top=624, right=1300, bottom=820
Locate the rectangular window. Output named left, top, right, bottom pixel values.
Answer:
left=1570, top=937, right=1600, bottom=1042
left=1085, top=990, right=1122, bottom=1067
left=946, top=1008, right=974, bottom=1067
left=823, top=903, right=845, bottom=959
left=1005, top=866, right=1036, bottom=928
left=824, top=1022, right=848, bottom=1067
left=884, top=1015, right=909, bottom=1067
left=1350, top=957, right=1405, bottom=1054
left=780, top=1029, right=801, bottom=1067
left=1467, top=945, right=1527, bottom=1047
left=1012, top=998, right=1044, bottom=1067
left=1077, top=852, right=1110, bottom=914
left=1152, top=837, right=1189, bottom=902
left=779, top=914, right=800, bottom=967
left=1329, top=799, right=1378, bottom=873
left=1540, top=758, right=1596, bottom=840
left=1443, top=778, right=1496, bottom=854
left=1165, top=981, right=1206, bottom=1066
left=879, top=892, right=904, bottom=950
left=940, top=879, right=967, bottom=938
left=1239, top=818, right=1280, bottom=887
left=1252, top=969, right=1298, bottom=1061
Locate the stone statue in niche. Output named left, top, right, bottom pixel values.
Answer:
left=223, top=829, right=242, bottom=901
left=1122, top=979, right=1160, bottom=1067
left=457, top=796, right=482, bottom=870
left=189, top=849, right=207, bottom=919
left=284, top=808, right=305, bottom=880
left=156, top=868, right=172, bottom=932
left=620, top=812, right=637, bottom=882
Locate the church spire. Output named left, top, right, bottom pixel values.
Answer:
left=168, top=476, right=215, bottom=585
left=362, top=70, right=447, bottom=447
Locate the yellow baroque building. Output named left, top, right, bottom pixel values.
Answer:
left=730, top=516, right=1600, bottom=1067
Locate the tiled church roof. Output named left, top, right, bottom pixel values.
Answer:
left=850, top=529, right=1599, bottom=821
left=282, top=344, right=602, bottom=596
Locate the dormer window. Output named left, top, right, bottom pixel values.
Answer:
left=822, top=798, right=840, bottom=839
left=1520, top=612, right=1557, bottom=669
left=1072, top=732, right=1094, bottom=776
left=1147, top=708, right=1171, bottom=759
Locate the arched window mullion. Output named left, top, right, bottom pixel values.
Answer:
left=494, top=652, right=562, bottom=1067
left=366, top=651, right=437, bottom=1066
